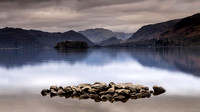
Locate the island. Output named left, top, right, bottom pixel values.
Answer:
left=54, top=41, right=89, bottom=49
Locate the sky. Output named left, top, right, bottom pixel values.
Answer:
left=0, top=0, right=200, bottom=33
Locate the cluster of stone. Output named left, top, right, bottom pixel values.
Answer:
left=41, top=82, right=165, bottom=103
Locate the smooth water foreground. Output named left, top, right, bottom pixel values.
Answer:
left=0, top=48, right=200, bottom=112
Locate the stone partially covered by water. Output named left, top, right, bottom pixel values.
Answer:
left=41, top=82, right=166, bottom=103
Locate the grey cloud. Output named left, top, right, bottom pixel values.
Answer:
left=75, top=0, right=146, bottom=10
left=0, top=0, right=200, bottom=33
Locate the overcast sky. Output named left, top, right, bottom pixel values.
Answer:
left=0, top=0, right=200, bottom=33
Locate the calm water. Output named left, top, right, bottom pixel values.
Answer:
left=0, top=47, right=200, bottom=96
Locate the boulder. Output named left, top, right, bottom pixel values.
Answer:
left=81, top=86, right=91, bottom=92
left=108, top=82, right=116, bottom=88
left=58, top=90, right=66, bottom=96
left=80, top=94, right=90, bottom=99
left=115, top=95, right=125, bottom=101
left=63, top=86, right=73, bottom=94
left=153, top=85, right=166, bottom=96
left=115, top=89, right=130, bottom=95
left=101, top=94, right=112, bottom=101
left=107, top=88, right=115, bottom=94
left=41, top=89, right=50, bottom=96
left=50, top=91, right=58, bottom=97
left=50, top=86, right=58, bottom=91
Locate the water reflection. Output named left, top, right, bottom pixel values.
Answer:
left=0, top=48, right=200, bottom=96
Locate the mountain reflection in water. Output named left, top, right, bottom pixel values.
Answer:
left=0, top=48, right=199, bottom=76
left=0, top=47, right=200, bottom=96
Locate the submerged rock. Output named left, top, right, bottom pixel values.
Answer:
left=41, top=83, right=166, bottom=103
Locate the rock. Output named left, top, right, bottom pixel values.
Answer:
left=140, top=91, right=151, bottom=98
left=58, top=86, right=63, bottom=90
left=90, top=94, right=100, bottom=99
left=50, top=86, right=58, bottom=91
left=115, top=95, right=125, bottom=101
left=113, top=93, right=119, bottom=98
left=99, top=91, right=107, bottom=95
left=109, top=82, right=116, bottom=88
left=115, top=84, right=123, bottom=89
left=107, top=88, right=115, bottom=94
left=121, top=98, right=129, bottom=103
left=130, top=93, right=137, bottom=99
left=153, top=85, right=166, bottom=96
left=78, top=83, right=91, bottom=88
left=63, top=86, right=73, bottom=94
left=94, top=82, right=106, bottom=85
left=58, top=90, right=66, bottom=96
left=101, top=94, right=112, bottom=101
left=41, top=89, right=50, bottom=96
left=109, top=99, right=115, bottom=103
left=115, top=89, right=130, bottom=95
left=50, top=91, right=58, bottom=97
left=41, top=82, right=165, bottom=103
left=80, top=94, right=90, bottom=99
left=81, top=86, right=91, bottom=92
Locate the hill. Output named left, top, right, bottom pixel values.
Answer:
left=79, top=28, right=132, bottom=43
left=128, top=20, right=179, bottom=42
left=0, top=27, right=94, bottom=48
left=99, top=37, right=122, bottom=46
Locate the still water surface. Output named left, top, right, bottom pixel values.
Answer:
left=0, top=47, right=200, bottom=96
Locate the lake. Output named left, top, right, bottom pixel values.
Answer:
left=0, top=47, right=200, bottom=112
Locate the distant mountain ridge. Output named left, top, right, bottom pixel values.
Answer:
left=99, top=37, right=122, bottom=46
left=0, top=27, right=94, bottom=48
left=111, top=13, right=200, bottom=47
left=128, top=19, right=180, bottom=42
left=79, top=28, right=132, bottom=43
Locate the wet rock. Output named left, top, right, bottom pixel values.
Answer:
left=58, top=90, right=66, bottom=96
left=50, top=91, right=58, bottom=97
left=88, top=88, right=97, bottom=94
left=63, top=86, right=73, bottom=94
left=115, top=89, right=130, bottom=95
left=115, top=84, right=123, bottom=89
left=99, top=91, right=107, bottom=95
left=41, top=89, right=50, bottom=96
left=101, top=94, right=112, bottom=101
left=78, top=83, right=91, bottom=88
left=50, top=86, right=58, bottom=91
left=153, top=85, right=166, bottom=96
left=81, top=86, right=91, bottom=92
left=109, top=82, right=116, bottom=88
left=115, top=95, right=125, bottom=101
left=94, top=82, right=106, bottom=85
left=107, top=88, right=115, bottom=94
left=80, top=94, right=90, bottom=99
left=42, top=83, right=166, bottom=103
left=130, top=93, right=137, bottom=99
left=58, top=86, right=63, bottom=90
left=90, top=94, right=99, bottom=99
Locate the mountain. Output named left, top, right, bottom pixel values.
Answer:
left=111, top=13, right=200, bottom=47
left=99, top=37, right=122, bottom=46
left=157, top=13, right=200, bottom=46
left=0, top=27, right=94, bottom=48
left=0, top=28, right=43, bottom=48
left=128, top=19, right=179, bottom=42
left=79, top=28, right=132, bottom=43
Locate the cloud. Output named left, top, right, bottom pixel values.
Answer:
left=0, top=0, right=200, bottom=33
